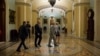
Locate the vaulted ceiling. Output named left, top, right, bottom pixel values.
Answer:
left=16, top=0, right=74, bottom=11
left=32, top=0, right=73, bottom=11
left=16, top=0, right=90, bottom=11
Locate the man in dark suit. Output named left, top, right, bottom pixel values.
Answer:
left=34, top=20, right=42, bottom=48
left=16, top=21, right=28, bottom=52
left=26, top=21, right=31, bottom=38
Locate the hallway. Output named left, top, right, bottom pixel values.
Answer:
left=0, top=33, right=100, bottom=56
left=1, top=0, right=100, bottom=56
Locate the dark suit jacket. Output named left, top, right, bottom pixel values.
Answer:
left=18, top=25, right=28, bottom=39
left=35, top=24, right=42, bottom=36
left=26, top=24, right=31, bottom=32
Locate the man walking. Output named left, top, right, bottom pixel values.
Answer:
left=34, top=20, right=42, bottom=48
left=16, top=21, right=28, bottom=52
left=26, top=21, right=31, bottom=38
left=48, top=21, right=58, bottom=47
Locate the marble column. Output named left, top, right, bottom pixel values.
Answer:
left=94, top=0, right=100, bottom=42
left=74, top=2, right=90, bottom=38
left=65, top=10, right=73, bottom=35
left=16, top=2, right=31, bottom=29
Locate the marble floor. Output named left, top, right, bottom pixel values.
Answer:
left=0, top=33, right=100, bottom=56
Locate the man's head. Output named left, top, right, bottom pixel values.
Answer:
left=27, top=21, right=29, bottom=24
left=23, top=21, right=26, bottom=25
left=51, top=16, right=53, bottom=19
left=37, top=20, right=41, bottom=24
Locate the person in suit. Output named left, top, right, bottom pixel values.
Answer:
left=48, top=20, right=58, bottom=47
left=32, top=26, right=34, bottom=35
left=55, top=22, right=60, bottom=45
left=16, top=21, right=28, bottom=52
left=34, top=20, right=42, bottom=48
left=87, top=9, right=94, bottom=41
left=26, top=21, right=31, bottom=38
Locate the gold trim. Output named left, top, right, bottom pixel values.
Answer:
left=74, top=2, right=90, bottom=7
left=16, top=2, right=31, bottom=6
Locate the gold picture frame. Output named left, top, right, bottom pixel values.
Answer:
left=9, top=9, right=15, bottom=24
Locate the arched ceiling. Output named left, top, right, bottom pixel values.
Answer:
left=16, top=0, right=90, bottom=11
left=39, top=7, right=65, bottom=18
left=32, top=0, right=73, bottom=11
left=16, top=0, right=73, bottom=11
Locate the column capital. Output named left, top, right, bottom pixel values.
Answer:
left=65, top=10, right=72, bottom=14
left=74, top=2, right=90, bottom=7
left=16, top=2, right=31, bottom=6
left=32, top=10, right=39, bottom=14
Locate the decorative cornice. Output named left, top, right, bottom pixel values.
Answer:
left=37, top=5, right=67, bottom=12
left=32, top=10, right=39, bottom=14
left=74, top=2, right=90, bottom=7
left=54, top=5, right=67, bottom=12
left=66, top=10, right=72, bottom=14
left=16, top=2, right=31, bottom=6
left=37, top=5, right=50, bottom=11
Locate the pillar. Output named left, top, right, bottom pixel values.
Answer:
left=65, top=10, right=72, bottom=35
left=74, top=2, right=90, bottom=38
left=16, top=2, right=31, bottom=29
left=94, top=0, right=100, bottom=42
left=32, top=10, right=39, bottom=26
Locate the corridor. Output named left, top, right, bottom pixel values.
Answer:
left=0, top=33, right=100, bottom=56
left=0, top=0, right=100, bottom=56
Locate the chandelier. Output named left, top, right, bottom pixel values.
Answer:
left=48, top=0, right=56, bottom=7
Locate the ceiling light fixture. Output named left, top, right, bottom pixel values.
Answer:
left=48, top=0, right=56, bottom=7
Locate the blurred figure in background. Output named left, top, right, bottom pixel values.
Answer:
left=34, top=20, right=42, bottom=48
left=48, top=20, right=58, bottom=47
left=26, top=21, right=31, bottom=38
left=55, top=22, right=60, bottom=45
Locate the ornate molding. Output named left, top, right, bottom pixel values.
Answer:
left=16, top=2, right=31, bottom=6
left=54, top=5, right=67, bottom=12
left=66, top=10, right=72, bottom=14
left=37, top=5, right=67, bottom=12
left=37, top=5, right=50, bottom=11
left=74, top=2, right=90, bottom=7
left=32, top=10, right=39, bottom=14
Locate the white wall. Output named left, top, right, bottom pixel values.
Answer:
left=9, top=0, right=15, bottom=10
left=90, top=0, right=94, bottom=9
left=6, top=0, right=16, bottom=42
left=6, top=0, right=9, bottom=42
left=9, top=0, right=16, bottom=41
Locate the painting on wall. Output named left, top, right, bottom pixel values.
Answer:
left=43, top=19, right=47, bottom=24
left=9, top=9, right=15, bottom=24
left=56, top=19, right=61, bottom=24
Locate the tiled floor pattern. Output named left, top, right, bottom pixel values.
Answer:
left=0, top=34, right=100, bottom=56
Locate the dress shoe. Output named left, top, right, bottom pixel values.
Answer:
left=54, top=44, right=58, bottom=47
left=38, top=45, right=41, bottom=47
left=48, top=45, right=52, bottom=47
left=25, top=47, right=28, bottom=50
left=16, top=50, right=21, bottom=52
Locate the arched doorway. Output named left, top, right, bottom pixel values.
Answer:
left=39, top=7, right=65, bottom=33
left=0, top=0, right=6, bottom=41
